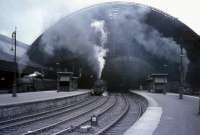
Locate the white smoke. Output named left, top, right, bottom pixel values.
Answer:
left=18, top=53, right=30, bottom=73
left=91, top=20, right=107, bottom=47
left=107, top=5, right=190, bottom=76
left=91, top=20, right=108, bottom=78
left=41, top=17, right=108, bottom=78
left=40, top=3, right=190, bottom=80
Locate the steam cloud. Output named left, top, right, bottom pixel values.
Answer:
left=91, top=20, right=108, bottom=78
left=41, top=17, right=108, bottom=78
left=106, top=5, right=189, bottom=78
left=39, top=3, right=189, bottom=80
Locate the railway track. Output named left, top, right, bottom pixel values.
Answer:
left=0, top=96, right=103, bottom=135
left=65, top=93, right=146, bottom=135
left=60, top=94, right=145, bottom=135
left=103, top=94, right=147, bottom=135
left=92, top=94, right=129, bottom=135
left=0, top=93, right=147, bottom=135
left=0, top=96, right=98, bottom=126
left=52, top=95, right=117, bottom=135
left=60, top=94, right=129, bottom=135
left=21, top=96, right=114, bottom=135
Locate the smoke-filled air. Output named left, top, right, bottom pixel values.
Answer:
left=91, top=20, right=108, bottom=78
left=28, top=3, right=190, bottom=82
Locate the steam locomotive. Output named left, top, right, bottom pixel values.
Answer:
left=91, top=79, right=106, bottom=96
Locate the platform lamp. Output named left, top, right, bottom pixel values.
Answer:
left=163, top=64, right=168, bottom=94
left=199, top=91, right=200, bottom=115
left=179, top=45, right=184, bottom=99
left=11, top=27, right=17, bottom=97
left=174, top=18, right=184, bottom=99
left=56, top=62, right=60, bottom=92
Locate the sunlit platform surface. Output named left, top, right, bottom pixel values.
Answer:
left=125, top=91, right=200, bottom=135
left=0, top=90, right=90, bottom=106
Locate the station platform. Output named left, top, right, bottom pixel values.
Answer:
left=0, top=90, right=90, bottom=119
left=0, top=90, right=89, bottom=106
left=125, top=91, right=200, bottom=135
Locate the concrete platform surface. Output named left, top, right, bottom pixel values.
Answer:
left=151, top=93, right=200, bottom=135
left=124, top=91, right=162, bottom=135
left=125, top=91, right=200, bottom=135
left=0, top=90, right=90, bottom=106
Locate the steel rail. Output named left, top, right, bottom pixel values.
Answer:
left=0, top=97, right=94, bottom=126
left=53, top=95, right=117, bottom=135
left=94, top=95, right=129, bottom=135
left=22, top=96, right=110, bottom=135
left=0, top=97, right=99, bottom=131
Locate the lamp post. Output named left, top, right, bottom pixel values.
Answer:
left=163, top=64, right=168, bottom=94
left=179, top=45, right=184, bottom=99
left=199, top=91, right=200, bottom=114
left=12, top=28, right=17, bottom=97
left=56, top=62, right=60, bottom=92
left=174, top=18, right=184, bottom=99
